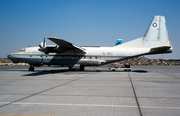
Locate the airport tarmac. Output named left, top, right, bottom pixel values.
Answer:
left=0, top=66, right=180, bottom=116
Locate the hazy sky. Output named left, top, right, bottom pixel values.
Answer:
left=0, top=0, right=180, bottom=59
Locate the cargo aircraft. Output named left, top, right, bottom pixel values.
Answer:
left=8, top=16, right=173, bottom=71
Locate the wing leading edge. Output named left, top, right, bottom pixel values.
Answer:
left=48, top=37, right=85, bottom=52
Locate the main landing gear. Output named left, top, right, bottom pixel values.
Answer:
left=68, top=65, right=85, bottom=71
left=80, top=65, right=85, bottom=71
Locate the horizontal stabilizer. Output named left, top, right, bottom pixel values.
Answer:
left=148, top=46, right=172, bottom=54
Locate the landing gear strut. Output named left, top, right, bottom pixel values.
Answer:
left=80, top=65, right=85, bottom=71
left=28, top=66, right=34, bottom=71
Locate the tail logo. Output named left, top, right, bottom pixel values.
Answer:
left=152, top=23, right=157, bottom=27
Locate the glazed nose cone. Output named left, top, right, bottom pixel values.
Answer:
left=7, top=53, right=11, bottom=59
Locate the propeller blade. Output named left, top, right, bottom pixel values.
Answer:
left=39, top=45, right=43, bottom=49
left=38, top=37, right=47, bottom=53
left=43, top=37, right=45, bottom=47
left=38, top=45, right=44, bottom=52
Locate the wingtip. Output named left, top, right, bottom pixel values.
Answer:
left=47, top=37, right=60, bottom=40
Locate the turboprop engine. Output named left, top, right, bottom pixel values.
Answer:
left=38, top=37, right=68, bottom=54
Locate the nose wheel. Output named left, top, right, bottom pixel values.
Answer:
left=28, top=66, right=34, bottom=71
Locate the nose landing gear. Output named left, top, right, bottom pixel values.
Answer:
left=28, top=66, right=34, bottom=71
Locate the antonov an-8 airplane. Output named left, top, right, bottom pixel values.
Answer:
left=8, top=15, right=173, bottom=71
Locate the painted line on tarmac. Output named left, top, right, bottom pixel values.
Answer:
left=141, top=106, right=180, bottom=109
left=0, top=102, right=137, bottom=108
left=0, top=114, right=64, bottom=116
left=1, top=102, right=180, bottom=109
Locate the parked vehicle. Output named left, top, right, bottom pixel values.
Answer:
left=109, top=63, right=131, bottom=71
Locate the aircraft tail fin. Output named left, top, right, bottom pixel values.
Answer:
left=115, top=15, right=172, bottom=54
left=114, top=39, right=123, bottom=46
left=143, top=15, right=169, bottom=42
left=142, top=15, right=172, bottom=53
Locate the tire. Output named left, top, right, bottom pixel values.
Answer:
left=28, top=66, right=34, bottom=71
left=80, top=65, right=85, bottom=71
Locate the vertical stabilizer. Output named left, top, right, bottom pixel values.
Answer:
left=115, top=15, right=172, bottom=54
left=144, top=15, right=169, bottom=41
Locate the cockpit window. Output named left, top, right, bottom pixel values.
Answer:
left=18, top=48, right=26, bottom=52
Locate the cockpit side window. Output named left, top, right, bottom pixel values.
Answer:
left=18, top=48, right=26, bottom=52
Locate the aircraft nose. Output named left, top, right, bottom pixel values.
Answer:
left=7, top=54, right=11, bottom=58
left=7, top=53, right=19, bottom=63
left=7, top=53, right=13, bottom=59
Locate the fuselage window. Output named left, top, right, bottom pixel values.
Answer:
left=18, top=48, right=26, bottom=52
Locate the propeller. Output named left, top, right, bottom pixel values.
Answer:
left=38, top=37, right=47, bottom=53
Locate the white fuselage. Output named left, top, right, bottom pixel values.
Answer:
left=8, top=46, right=151, bottom=68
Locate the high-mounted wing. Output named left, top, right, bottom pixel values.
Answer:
left=48, top=37, right=85, bottom=52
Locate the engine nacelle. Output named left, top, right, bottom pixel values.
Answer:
left=43, top=46, right=68, bottom=54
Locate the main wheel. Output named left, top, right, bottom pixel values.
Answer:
left=80, top=65, right=85, bottom=71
